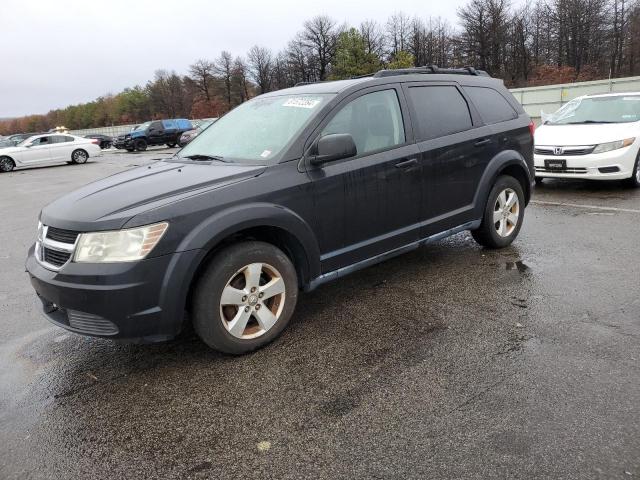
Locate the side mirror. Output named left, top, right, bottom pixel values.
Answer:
left=309, top=134, right=357, bottom=166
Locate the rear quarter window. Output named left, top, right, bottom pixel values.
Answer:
left=465, top=86, right=518, bottom=124
left=406, top=85, right=473, bottom=141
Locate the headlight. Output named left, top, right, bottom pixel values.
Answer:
left=74, top=222, right=168, bottom=263
left=592, top=138, right=635, bottom=154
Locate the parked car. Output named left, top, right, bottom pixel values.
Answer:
left=0, top=132, right=46, bottom=148
left=26, top=66, right=534, bottom=354
left=84, top=134, right=113, bottom=149
left=0, top=134, right=101, bottom=172
left=178, top=119, right=217, bottom=147
left=112, top=119, right=193, bottom=151
left=535, top=92, right=640, bottom=187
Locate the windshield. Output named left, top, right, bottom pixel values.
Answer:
left=178, top=93, right=334, bottom=164
left=133, top=121, right=150, bottom=132
left=546, top=95, right=640, bottom=125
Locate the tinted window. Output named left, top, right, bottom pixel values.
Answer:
left=407, top=86, right=472, bottom=141
left=50, top=135, right=73, bottom=143
left=322, top=89, right=405, bottom=156
left=465, top=86, right=517, bottom=124
left=31, top=136, right=51, bottom=145
left=150, top=121, right=163, bottom=131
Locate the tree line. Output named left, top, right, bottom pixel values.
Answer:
left=2, top=0, right=639, bottom=135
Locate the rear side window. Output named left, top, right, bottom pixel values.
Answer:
left=465, top=86, right=517, bottom=124
left=321, top=89, right=405, bottom=156
left=407, top=86, right=472, bottom=141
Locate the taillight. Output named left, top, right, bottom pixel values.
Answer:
left=528, top=120, right=535, bottom=138
left=90, top=139, right=99, bottom=145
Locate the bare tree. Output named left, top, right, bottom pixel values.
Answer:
left=188, top=59, right=216, bottom=102
left=302, top=15, right=339, bottom=80
left=386, top=12, right=411, bottom=59
left=359, top=20, right=386, bottom=58
left=214, top=51, right=234, bottom=109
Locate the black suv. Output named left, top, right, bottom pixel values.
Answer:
left=113, top=119, right=193, bottom=151
left=26, top=67, right=534, bottom=354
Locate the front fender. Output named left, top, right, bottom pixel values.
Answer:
left=473, top=150, right=533, bottom=217
left=177, top=202, right=321, bottom=281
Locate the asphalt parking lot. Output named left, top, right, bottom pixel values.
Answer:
left=1, top=149, right=639, bottom=479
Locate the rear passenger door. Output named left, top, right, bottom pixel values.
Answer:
left=402, top=83, right=495, bottom=237
left=306, top=85, right=421, bottom=273
left=48, top=135, right=74, bottom=162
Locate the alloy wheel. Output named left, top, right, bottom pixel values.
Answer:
left=493, top=188, right=520, bottom=237
left=219, top=262, right=286, bottom=340
left=73, top=150, right=87, bottom=163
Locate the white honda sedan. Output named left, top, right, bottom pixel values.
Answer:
left=0, top=133, right=102, bottom=172
left=534, top=93, right=640, bottom=187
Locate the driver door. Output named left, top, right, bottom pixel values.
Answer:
left=20, top=136, right=53, bottom=165
left=305, top=86, right=421, bottom=273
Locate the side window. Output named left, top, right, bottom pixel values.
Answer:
left=65, top=135, right=75, bottom=142
left=32, top=136, right=51, bottom=145
left=150, top=121, right=163, bottom=132
left=465, top=86, right=517, bottom=124
left=321, top=89, right=405, bottom=156
left=407, top=85, right=472, bottom=141
left=50, top=135, right=69, bottom=144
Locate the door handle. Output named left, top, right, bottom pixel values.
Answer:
left=474, top=138, right=491, bottom=147
left=394, top=158, right=418, bottom=169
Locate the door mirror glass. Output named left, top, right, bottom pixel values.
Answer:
left=310, top=133, right=357, bottom=166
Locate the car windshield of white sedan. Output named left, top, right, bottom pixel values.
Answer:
left=177, top=94, right=334, bottom=164
left=547, top=95, right=640, bottom=125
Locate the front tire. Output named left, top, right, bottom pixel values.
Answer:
left=134, top=139, right=147, bottom=151
left=166, top=143, right=177, bottom=148
left=627, top=153, right=640, bottom=188
left=192, top=241, right=298, bottom=354
left=0, top=156, right=15, bottom=172
left=70, top=149, right=88, bottom=164
left=472, top=175, right=525, bottom=249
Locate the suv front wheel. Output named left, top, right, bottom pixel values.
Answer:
left=471, top=175, right=525, bottom=249
left=192, top=241, right=298, bottom=354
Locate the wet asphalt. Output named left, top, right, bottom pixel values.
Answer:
left=0, top=149, right=639, bottom=479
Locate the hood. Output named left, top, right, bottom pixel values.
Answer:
left=40, top=161, right=266, bottom=231
left=0, top=145, right=22, bottom=153
left=535, top=122, right=640, bottom=146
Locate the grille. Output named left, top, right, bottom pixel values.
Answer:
left=46, top=226, right=80, bottom=244
left=67, top=310, right=119, bottom=336
left=535, top=147, right=595, bottom=156
left=43, top=248, right=72, bottom=266
left=535, top=166, right=588, bottom=174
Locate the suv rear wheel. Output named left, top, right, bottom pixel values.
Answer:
left=471, top=175, right=525, bottom=249
left=192, top=241, right=298, bottom=354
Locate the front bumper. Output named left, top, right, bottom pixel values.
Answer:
left=113, top=137, right=134, bottom=149
left=26, top=246, right=201, bottom=342
left=534, top=145, right=638, bottom=180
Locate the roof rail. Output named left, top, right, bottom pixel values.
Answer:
left=373, top=65, right=490, bottom=78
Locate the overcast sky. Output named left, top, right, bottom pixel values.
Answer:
left=2, top=0, right=479, bottom=117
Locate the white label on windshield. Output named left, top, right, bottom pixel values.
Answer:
left=260, top=150, right=272, bottom=158
left=283, top=98, right=321, bottom=109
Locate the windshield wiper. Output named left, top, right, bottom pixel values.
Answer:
left=181, top=154, right=233, bottom=163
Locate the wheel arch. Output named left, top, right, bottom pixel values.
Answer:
left=473, top=150, right=533, bottom=217
left=175, top=203, right=321, bottom=320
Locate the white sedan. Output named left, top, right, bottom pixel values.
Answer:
left=534, top=93, right=640, bottom=187
left=0, top=133, right=102, bottom=172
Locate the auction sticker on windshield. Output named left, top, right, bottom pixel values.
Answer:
left=283, top=97, right=322, bottom=109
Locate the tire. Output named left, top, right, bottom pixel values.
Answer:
left=134, top=139, right=147, bottom=151
left=0, top=156, right=15, bottom=172
left=70, top=149, right=88, bottom=164
left=125, top=147, right=135, bottom=152
left=471, top=175, right=525, bottom=249
left=166, top=143, right=177, bottom=148
left=627, top=153, right=640, bottom=188
left=535, top=177, right=544, bottom=186
left=192, top=241, right=298, bottom=354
